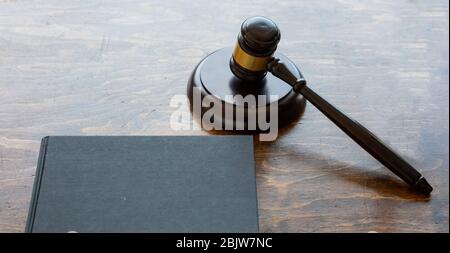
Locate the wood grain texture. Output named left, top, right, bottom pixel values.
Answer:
left=0, top=0, right=448, bottom=232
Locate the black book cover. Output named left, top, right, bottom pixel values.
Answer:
left=26, top=136, right=258, bottom=233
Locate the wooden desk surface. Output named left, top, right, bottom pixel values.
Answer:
left=0, top=0, right=448, bottom=232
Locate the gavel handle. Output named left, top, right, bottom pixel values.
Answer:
left=267, top=58, right=433, bottom=195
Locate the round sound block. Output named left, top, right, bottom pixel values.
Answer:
left=187, top=47, right=306, bottom=132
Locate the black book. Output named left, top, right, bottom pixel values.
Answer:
left=26, top=136, right=258, bottom=233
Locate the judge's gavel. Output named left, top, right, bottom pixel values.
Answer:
left=229, top=17, right=432, bottom=194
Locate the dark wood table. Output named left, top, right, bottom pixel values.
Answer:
left=0, top=0, right=448, bottom=232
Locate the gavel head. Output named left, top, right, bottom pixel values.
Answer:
left=230, top=16, right=281, bottom=82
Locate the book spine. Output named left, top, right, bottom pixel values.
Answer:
left=24, top=136, right=50, bottom=233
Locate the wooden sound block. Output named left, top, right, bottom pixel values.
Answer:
left=187, top=47, right=306, bottom=132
